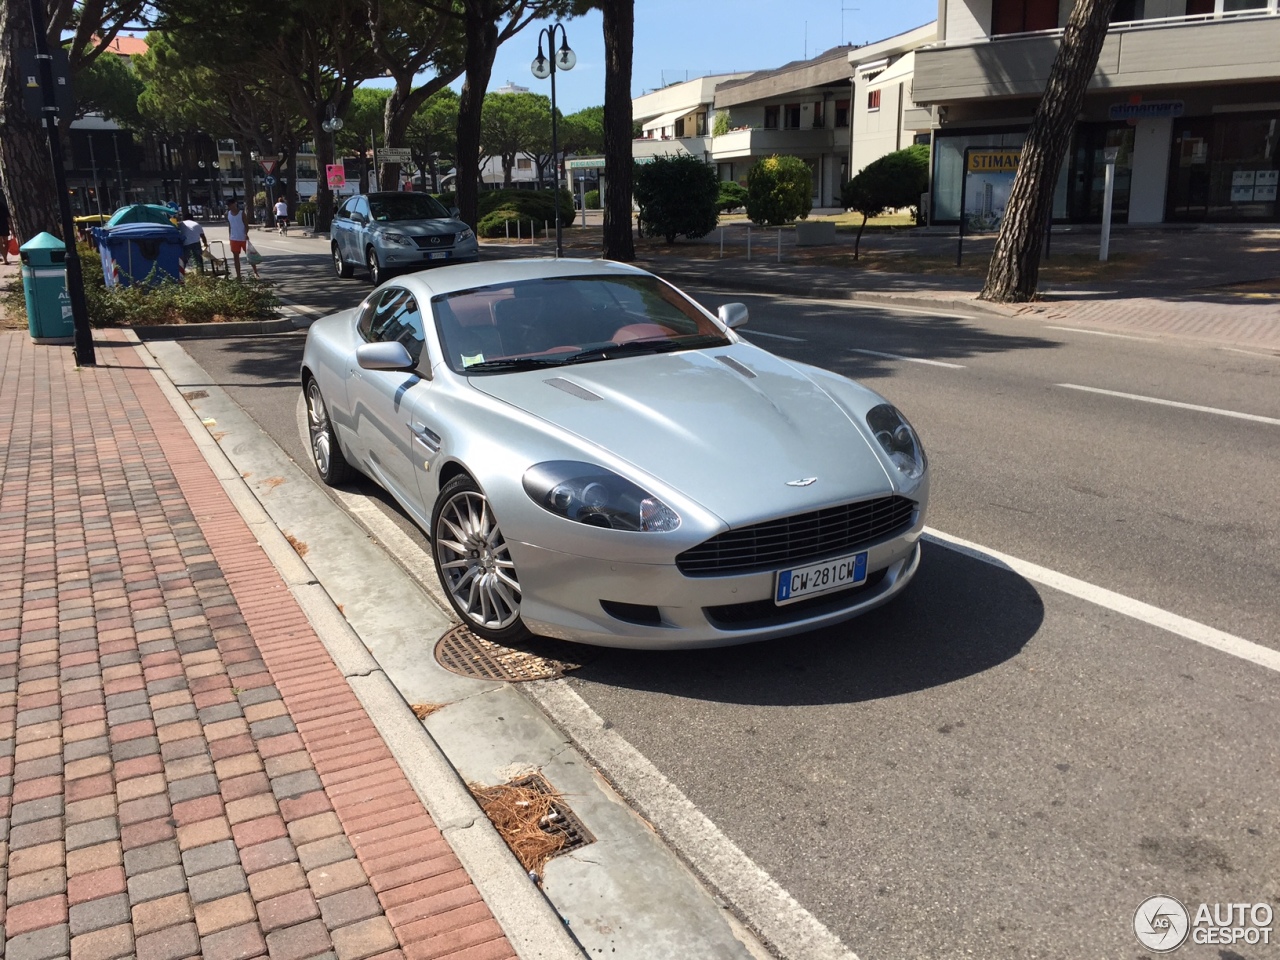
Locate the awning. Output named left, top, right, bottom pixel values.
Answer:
left=642, top=108, right=691, bottom=131
left=865, top=51, right=915, bottom=90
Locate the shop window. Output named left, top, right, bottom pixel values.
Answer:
left=764, top=105, right=779, bottom=129
left=867, top=90, right=881, bottom=112
left=835, top=100, right=849, bottom=128
left=784, top=104, right=801, bottom=129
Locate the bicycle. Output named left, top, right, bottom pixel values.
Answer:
left=276, top=215, right=289, bottom=237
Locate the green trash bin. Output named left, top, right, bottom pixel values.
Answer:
left=21, top=232, right=74, bottom=344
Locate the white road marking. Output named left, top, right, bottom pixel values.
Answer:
left=743, top=330, right=808, bottom=343
left=924, top=528, right=1280, bottom=675
left=806, top=298, right=976, bottom=321
left=1044, top=325, right=1156, bottom=341
left=849, top=348, right=965, bottom=368
left=1058, top=383, right=1280, bottom=426
left=1221, top=346, right=1280, bottom=361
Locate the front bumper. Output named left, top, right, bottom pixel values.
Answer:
left=510, top=524, right=924, bottom=649
left=382, top=244, right=478, bottom=268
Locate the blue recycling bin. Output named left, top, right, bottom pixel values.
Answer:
left=20, top=232, right=74, bottom=344
left=92, top=222, right=184, bottom=288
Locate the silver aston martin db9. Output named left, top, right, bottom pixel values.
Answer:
left=300, top=258, right=929, bottom=649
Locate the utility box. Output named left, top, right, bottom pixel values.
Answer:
left=20, top=232, right=74, bottom=344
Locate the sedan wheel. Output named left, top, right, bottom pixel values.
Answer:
left=366, top=246, right=383, bottom=286
left=333, top=243, right=352, bottom=279
left=432, top=475, right=529, bottom=643
left=305, top=379, right=354, bottom=486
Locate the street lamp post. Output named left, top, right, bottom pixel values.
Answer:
left=321, top=109, right=345, bottom=198
left=531, top=23, right=575, bottom=258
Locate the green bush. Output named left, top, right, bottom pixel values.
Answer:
left=746, top=155, right=813, bottom=227
left=717, top=180, right=748, bottom=213
left=433, top=191, right=456, bottom=208
left=712, top=111, right=731, bottom=137
left=296, top=201, right=317, bottom=222
left=584, top=189, right=600, bottom=210
left=472, top=188, right=574, bottom=237
left=841, top=144, right=930, bottom=258
left=632, top=154, right=719, bottom=244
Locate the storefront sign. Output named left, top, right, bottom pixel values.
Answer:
left=1253, top=169, right=1278, bottom=202
left=1109, top=99, right=1184, bottom=122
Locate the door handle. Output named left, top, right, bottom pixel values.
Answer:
left=411, top=422, right=440, bottom=452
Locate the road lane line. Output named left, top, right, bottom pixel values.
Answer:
left=849, top=348, right=966, bottom=368
left=1058, top=383, right=1280, bottom=426
left=1044, top=326, right=1156, bottom=341
left=924, top=528, right=1280, bottom=676
left=1221, top=346, right=1280, bottom=361
left=744, top=330, right=808, bottom=343
left=806, top=298, right=976, bottom=320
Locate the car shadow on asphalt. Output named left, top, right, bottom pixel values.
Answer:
left=568, top=541, right=1043, bottom=707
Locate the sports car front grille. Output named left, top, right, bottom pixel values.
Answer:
left=412, top=234, right=455, bottom=249
left=676, top=495, right=917, bottom=576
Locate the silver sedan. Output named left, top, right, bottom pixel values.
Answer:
left=300, top=258, right=929, bottom=649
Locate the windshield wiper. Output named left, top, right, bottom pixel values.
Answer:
left=462, top=357, right=567, bottom=372
left=562, top=335, right=728, bottom=365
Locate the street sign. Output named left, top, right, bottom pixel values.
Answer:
left=263, top=175, right=276, bottom=186
left=17, top=48, right=74, bottom=118
left=379, top=148, right=412, bottom=163
left=566, top=157, right=604, bottom=170
left=260, top=159, right=278, bottom=175
left=326, top=165, right=346, bottom=188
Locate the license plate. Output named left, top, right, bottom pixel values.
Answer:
left=775, top=552, right=868, bottom=605
left=427, top=251, right=448, bottom=260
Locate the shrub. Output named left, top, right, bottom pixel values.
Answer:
left=632, top=153, right=719, bottom=244
left=712, top=111, right=731, bottom=137
left=746, top=155, right=813, bottom=227
left=433, top=191, right=456, bottom=208
left=296, top=201, right=317, bottom=222
left=717, top=180, right=748, bottom=213
left=584, top=189, right=600, bottom=210
left=473, top=188, right=575, bottom=238
left=840, top=144, right=930, bottom=258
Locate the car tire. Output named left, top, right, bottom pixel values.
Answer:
left=305, top=378, right=355, bottom=486
left=366, top=246, right=383, bottom=286
left=333, top=244, right=352, bottom=279
left=431, top=474, right=531, bottom=644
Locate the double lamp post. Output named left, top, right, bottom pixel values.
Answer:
left=530, top=23, right=574, bottom=258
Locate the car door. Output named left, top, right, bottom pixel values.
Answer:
left=347, top=285, right=430, bottom=516
left=332, top=198, right=355, bottom=261
left=348, top=196, right=371, bottom=259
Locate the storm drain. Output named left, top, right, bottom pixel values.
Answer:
left=433, top=624, right=593, bottom=682
left=471, top=772, right=595, bottom=876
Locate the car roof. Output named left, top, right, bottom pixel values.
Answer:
left=394, top=258, right=655, bottom=299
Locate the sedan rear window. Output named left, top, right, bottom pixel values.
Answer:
left=369, top=194, right=451, bottom=222
left=432, top=275, right=731, bottom=374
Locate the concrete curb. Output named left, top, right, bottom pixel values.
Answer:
left=124, top=329, right=587, bottom=960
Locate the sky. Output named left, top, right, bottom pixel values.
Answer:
left=449, top=0, right=939, bottom=115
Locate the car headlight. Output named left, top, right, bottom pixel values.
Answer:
left=523, top=461, right=680, bottom=532
left=866, top=404, right=925, bottom=480
left=457, top=228, right=475, bottom=244
left=382, top=232, right=414, bottom=247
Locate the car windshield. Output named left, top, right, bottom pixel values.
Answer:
left=431, top=275, right=732, bottom=374
left=368, top=194, right=451, bottom=222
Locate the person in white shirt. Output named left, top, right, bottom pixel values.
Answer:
left=179, top=219, right=209, bottom=273
left=226, top=198, right=249, bottom=278
left=273, top=195, right=289, bottom=233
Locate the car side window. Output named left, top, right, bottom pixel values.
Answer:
left=336, top=199, right=355, bottom=221
left=367, top=287, right=426, bottom=365
left=352, top=197, right=370, bottom=222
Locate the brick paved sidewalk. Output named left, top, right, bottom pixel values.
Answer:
left=0, top=329, right=518, bottom=960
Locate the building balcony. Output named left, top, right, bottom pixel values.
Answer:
left=914, top=8, right=1280, bottom=103
left=632, top=135, right=711, bottom=160
left=709, top=126, right=838, bottom=159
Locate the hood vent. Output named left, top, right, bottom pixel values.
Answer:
left=715, top=355, right=756, bottom=379
left=544, top=377, right=602, bottom=401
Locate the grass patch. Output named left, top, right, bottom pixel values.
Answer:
left=0, top=244, right=280, bottom=329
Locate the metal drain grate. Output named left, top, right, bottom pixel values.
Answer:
left=510, top=773, right=595, bottom=858
left=433, top=625, right=593, bottom=682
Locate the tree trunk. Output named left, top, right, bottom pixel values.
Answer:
left=455, top=6, right=499, bottom=230
left=979, top=0, right=1118, bottom=302
left=0, top=1, right=62, bottom=243
left=855, top=213, right=867, bottom=260
left=601, top=0, right=635, bottom=261
left=314, top=115, right=336, bottom=234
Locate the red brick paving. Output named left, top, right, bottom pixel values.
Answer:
left=0, top=330, right=517, bottom=960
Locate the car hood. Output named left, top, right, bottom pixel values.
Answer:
left=468, top=344, right=896, bottom=524
left=373, top=219, right=465, bottom=237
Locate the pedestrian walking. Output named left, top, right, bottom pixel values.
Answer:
left=226, top=198, right=249, bottom=279
left=180, top=218, right=209, bottom=273
left=0, top=198, right=11, bottom=265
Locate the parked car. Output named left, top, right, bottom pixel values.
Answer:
left=300, top=259, right=928, bottom=649
left=330, top=192, right=478, bottom=285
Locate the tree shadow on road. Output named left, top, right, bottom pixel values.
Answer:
left=569, top=540, right=1043, bottom=707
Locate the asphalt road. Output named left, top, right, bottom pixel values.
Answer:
left=177, top=237, right=1280, bottom=960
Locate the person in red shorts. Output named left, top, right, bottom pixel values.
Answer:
left=226, top=198, right=249, bottom=279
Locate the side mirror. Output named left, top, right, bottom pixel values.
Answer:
left=718, top=303, right=749, bottom=330
left=356, top=341, right=416, bottom=371
left=449, top=206, right=461, bottom=218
